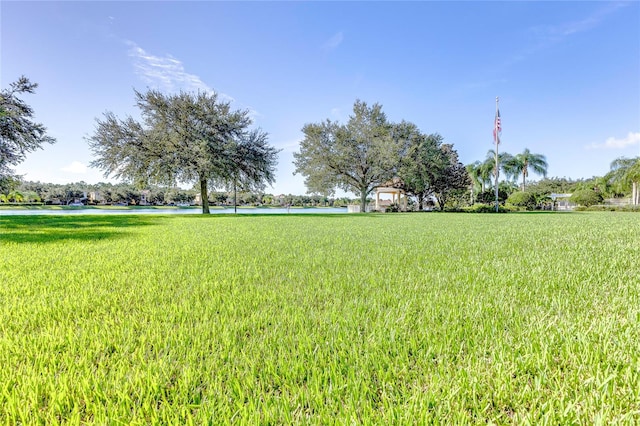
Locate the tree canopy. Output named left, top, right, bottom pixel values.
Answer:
left=0, top=76, right=55, bottom=178
left=504, top=148, right=548, bottom=191
left=430, top=144, right=471, bottom=210
left=396, top=126, right=469, bottom=211
left=87, top=89, right=278, bottom=213
left=293, top=100, right=403, bottom=212
left=294, top=100, right=473, bottom=212
left=609, top=156, right=640, bottom=206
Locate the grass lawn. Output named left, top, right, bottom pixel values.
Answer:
left=0, top=212, right=638, bottom=423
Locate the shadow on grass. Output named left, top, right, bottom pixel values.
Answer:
left=207, top=213, right=366, bottom=218
left=504, top=211, right=574, bottom=215
left=0, top=215, right=163, bottom=244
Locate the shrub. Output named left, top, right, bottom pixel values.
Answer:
left=385, top=203, right=400, bottom=213
left=575, top=205, right=640, bottom=212
left=476, top=189, right=508, bottom=205
left=570, top=189, right=603, bottom=207
left=463, top=204, right=513, bottom=213
left=507, top=191, right=536, bottom=210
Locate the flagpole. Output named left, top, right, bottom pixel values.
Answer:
left=495, top=96, right=499, bottom=213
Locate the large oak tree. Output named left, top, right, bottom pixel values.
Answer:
left=293, top=100, right=403, bottom=212
left=88, top=89, right=278, bottom=213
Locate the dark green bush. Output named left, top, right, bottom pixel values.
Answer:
left=463, top=204, right=514, bottom=213
left=476, top=189, right=508, bottom=205
left=570, top=189, right=603, bottom=207
left=575, top=205, right=639, bottom=212
left=507, top=191, right=536, bottom=209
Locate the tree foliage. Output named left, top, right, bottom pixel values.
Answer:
left=0, top=76, right=55, bottom=177
left=570, top=189, right=603, bottom=207
left=397, top=124, right=448, bottom=210
left=479, top=149, right=515, bottom=188
left=431, top=144, right=471, bottom=210
left=526, top=177, right=577, bottom=196
left=477, top=188, right=509, bottom=205
left=293, top=100, right=403, bottom=212
left=87, top=90, right=278, bottom=213
left=506, top=191, right=536, bottom=210
left=504, top=148, right=548, bottom=191
left=609, top=156, right=640, bottom=206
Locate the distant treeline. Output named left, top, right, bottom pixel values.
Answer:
left=0, top=176, right=629, bottom=209
left=1, top=180, right=355, bottom=207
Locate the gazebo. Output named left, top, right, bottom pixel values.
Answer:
left=374, top=178, right=408, bottom=211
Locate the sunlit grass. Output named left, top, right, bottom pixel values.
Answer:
left=0, top=212, right=638, bottom=423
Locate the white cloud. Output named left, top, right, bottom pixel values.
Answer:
left=587, top=132, right=640, bottom=150
left=61, top=161, right=88, bottom=174
left=125, top=40, right=234, bottom=102
left=322, top=31, right=344, bottom=52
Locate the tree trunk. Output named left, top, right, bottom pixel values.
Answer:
left=360, top=189, right=368, bottom=213
left=234, top=179, right=237, bottom=214
left=522, top=172, right=526, bottom=192
left=633, top=181, right=638, bottom=206
left=199, top=177, right=210, bottom=214
left=417, top=194, right=424, bottom=211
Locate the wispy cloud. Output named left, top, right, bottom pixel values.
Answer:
left=504, top=2, right=630, bottom=68
left=541, top=2, right=628, bottom=38
left=322, top=31, right=344, bottom=52
left=125, top=40, right=234, bottom=102
left=277, top=139, right=302, bottom=153
left=586, top=132, right=640, bottom=150
left=61, top=161, right=88, bottom=174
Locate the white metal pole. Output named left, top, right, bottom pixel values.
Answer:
left=495, top=97, right=500, bottom=212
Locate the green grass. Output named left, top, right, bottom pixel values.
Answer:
left=0, top=212, right=638, bottom=424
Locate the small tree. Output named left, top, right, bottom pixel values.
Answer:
left=609, top=157, right=640, bottom=206
left=507, top=191, right=536, bottom=210
left=477, top=189, right=508, bottom=205
left=504, top=149, right=548, bottom=191
left=432, top=144, right=470, bottom=210
left=8, top=190, right=24, bottom=203
left=397, top=124, right=448, bottom=211
left=570, top=189, right=603, bottom=207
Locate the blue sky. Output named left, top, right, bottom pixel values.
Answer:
left=2, top=1, right=639, bottom=195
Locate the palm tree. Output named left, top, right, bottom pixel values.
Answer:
left=466, top=161, right=483, bottom=203
left=609, top=156, right=640, bottom=206
left=478, top=158, right=494, bottom=191
left=484, top=150, right=516, bottom=186
left=507, top=149, right=548, bottom=191
left=8, top=190, right=24, bottom=203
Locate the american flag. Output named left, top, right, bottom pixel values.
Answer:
left=493, top=109, right=501, bottom=143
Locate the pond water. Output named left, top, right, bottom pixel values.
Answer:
left=0, top=207, right=348, bottom=216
